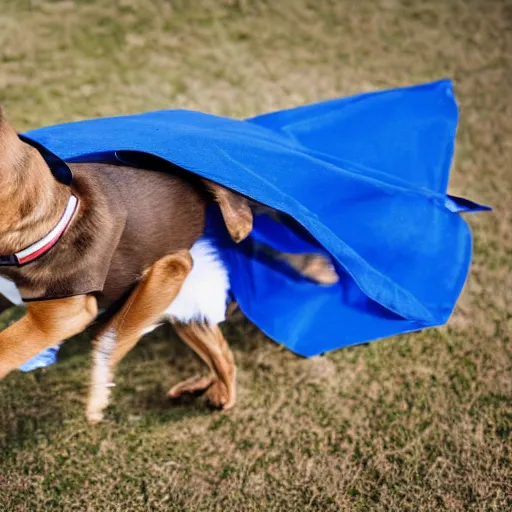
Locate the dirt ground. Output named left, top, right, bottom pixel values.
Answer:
left=0, top=1, right=511, bottom=510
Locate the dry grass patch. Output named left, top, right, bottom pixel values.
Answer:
left=0, top=0, right=511, bottom=510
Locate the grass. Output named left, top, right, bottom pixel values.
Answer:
left=0, top=0, right=511, bottom=510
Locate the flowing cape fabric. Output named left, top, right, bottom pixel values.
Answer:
left=22, top=79, right=488, bottom=358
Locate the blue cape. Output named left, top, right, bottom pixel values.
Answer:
left=20, top=79, right=488, bottom=366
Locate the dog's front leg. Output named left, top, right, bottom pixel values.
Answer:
left=86, top=250, right=192, bottom=424
left=0, top=295, right=98, bottom=379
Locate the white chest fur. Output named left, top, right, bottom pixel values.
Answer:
left=0, top=277, right=23, bottom=305
left=162, top=239, right=230, bottom=325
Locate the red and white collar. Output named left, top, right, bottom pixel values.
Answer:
left=0, top=195, right=79, bottom=267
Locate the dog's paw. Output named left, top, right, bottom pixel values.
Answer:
left=206, top=380, right=235, bottom=410
left=86, top=409, right=104, bottom=425
left=86, top=384, right=113, bottom=424
left=167, top=374, right=214, bottom=398
left=168, top=374, right=236, bottom=410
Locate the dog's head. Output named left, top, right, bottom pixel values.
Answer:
left=0, top=107, right=28, bottom=176
left=0, top=108, right=62, bottom=235
left=0, top=108, right=31, bottom=232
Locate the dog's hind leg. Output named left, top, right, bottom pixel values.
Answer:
left=168, top=322, right=236, bottom=410
left=279, top=253, right=339, bottom=285
left=86, top=250, right=192, bottom=424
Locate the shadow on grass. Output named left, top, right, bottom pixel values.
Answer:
left=0, top=308, right=270, bottom=455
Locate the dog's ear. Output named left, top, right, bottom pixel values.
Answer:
left=0, top=106, right=18, bottom=146
left=0, top=107, right=29, bottom=176
left=202, top=180, right=253, bottom=243
left=0, top=106, right=17, bottom=137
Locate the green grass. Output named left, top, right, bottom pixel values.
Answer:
left=0, top=0, right=511, bottom=510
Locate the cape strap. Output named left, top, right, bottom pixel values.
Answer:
left=0, top=195, right=79, bottom=267
left=18, top=134, right=73, bottom=185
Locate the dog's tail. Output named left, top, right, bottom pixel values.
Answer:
left=204, top=181, right=339, bottom=286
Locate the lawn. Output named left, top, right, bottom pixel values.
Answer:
left=0, top=0, right=510, bottom=510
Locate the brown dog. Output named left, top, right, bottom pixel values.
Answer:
left=0, top=109, right=337, bottom=423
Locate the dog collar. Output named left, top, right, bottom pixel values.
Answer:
left=0, top=195, right=79, bottom=267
